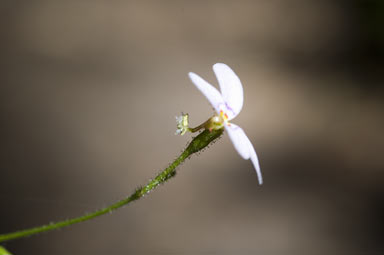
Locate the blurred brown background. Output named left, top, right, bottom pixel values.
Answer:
left=1, top=1, right=383, bottom=254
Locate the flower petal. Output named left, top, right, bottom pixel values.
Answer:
left=225, top=123, right=263, bottom=184
left=213, top=63, right=243, bottom=120
left=248, top=138, right=263, bottom=185
left=188, top=72, right=224, bottom=114
left=225, top=124, right=250, bottom=159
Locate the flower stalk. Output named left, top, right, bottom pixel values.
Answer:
left=0, top=128, right=223, bottom=243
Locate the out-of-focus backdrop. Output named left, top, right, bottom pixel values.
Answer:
left=1, top=1, right=383, bottom=254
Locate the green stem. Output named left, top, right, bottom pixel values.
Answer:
left=0, top=128, right=224, bottom=243
left=0, top=246, right=12, bottom=255
left=189, top=118, right=211, bottom=133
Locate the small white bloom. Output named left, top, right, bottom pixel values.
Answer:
left=188, top=63, right=263, bottom=184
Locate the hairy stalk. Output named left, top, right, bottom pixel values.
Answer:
left=0, top=128, right=224, bottom=243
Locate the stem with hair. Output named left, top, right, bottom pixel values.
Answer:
left=0, top=128, right=223, bottom=243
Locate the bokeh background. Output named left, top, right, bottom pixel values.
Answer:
left=1, top=1, right=383, bottom=254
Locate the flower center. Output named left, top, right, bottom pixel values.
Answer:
left=220, top=110, right=230, bottom=125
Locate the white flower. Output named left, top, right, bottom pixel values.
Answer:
left=188, top=63, right=263, bottom=184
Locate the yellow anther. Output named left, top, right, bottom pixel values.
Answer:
left=220, top=110, right=229, bottom=122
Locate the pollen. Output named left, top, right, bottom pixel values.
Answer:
left=220, top=110, right=229, bottom=122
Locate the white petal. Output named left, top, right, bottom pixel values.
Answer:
left=225, top=123, right=263, bottom=184
left=225, top=123, right=250, bottom=159
left=248, top=138, right=263, bottom=185
left=188, top=72, right=224, bottom=114
left=213, top=63, right=243, bottom=120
